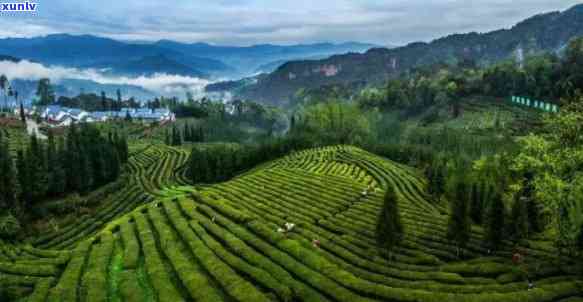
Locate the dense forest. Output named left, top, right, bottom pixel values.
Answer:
left=0, top=125, right=128, bottom=238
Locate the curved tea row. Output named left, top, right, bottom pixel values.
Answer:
left=2, top=145, right=582, bottom=301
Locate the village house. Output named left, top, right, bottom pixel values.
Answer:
left=35, top=105, right=175, bottom=127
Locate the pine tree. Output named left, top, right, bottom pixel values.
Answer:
left=165, top=129, right=171, bottom=146
left=65, top=124, right=81, bottom=192
left=93, top=146, right=107, bottom=187
left=199, top=127, right=205, bottom=143
left=290, top=115, right=296, bottom=132
left=122, top=135, right=128, bottom=163
left=47, top=131, right=59, bottom=196
left=213, top=149, right=223, bottom=181
left=470, top=182, right=482, bottom=224
left=447, top=180, right=471, bottom=257
left=16, top=149, right=29, bottom=209
left=52, top=137, right=66, bottom=196
left=171, top=125, right=182, bottom=146
left=19, top=102, right=25, bottom=124
left=577, top=223, right=583, bottom=251
left=0, top=137, right=16, bottom=210
left=79, top=148, right=93, bottom=194
left=205, top=151, right=214, bottom=182
left=101, top=91, right=107, bottom=111
left=189, top=147, right=200, bottom=183
left=376, top=186, right=403, bottom=258
left=114, top=132, right=128, bottom=163
left=28, top=134, right=48, bottom=202
left=511, top=196, right=529, bottom=241
left=109, top=147, right=121, bottom=181
left=191, top=125, right=198, bottom=142
left=432, top=166, right=445, bottom=198
left=485, top=192, right=506, bottom=250
left=184, top=123, right=191, bottom=142
left=523, top=172, right=539, bottom=233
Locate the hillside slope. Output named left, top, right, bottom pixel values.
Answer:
left=1, top=145, right=581, bottom=301
left=242, top=4, right=583, bottom=105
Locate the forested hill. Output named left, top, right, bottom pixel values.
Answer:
left=242, top=4, right=583, bottom=105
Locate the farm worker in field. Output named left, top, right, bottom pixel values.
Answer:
left=512, top=247, right=534, bottom=290
left=312, top=239, right=321, bottom=248
left=512, top=249, right=523, bottom=265
left=285, top=222, right=295, bottom=232
left=361, top=187, right=369, bottom=197
left=277, top=220, right=295, bottom=236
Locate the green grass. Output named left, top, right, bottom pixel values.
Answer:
left=0, top=144, right=581, bottom=301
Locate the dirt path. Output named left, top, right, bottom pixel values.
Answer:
left=26, top=119, right=47, bottom=139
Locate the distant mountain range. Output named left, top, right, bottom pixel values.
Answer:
left=240, top=4, right=583, bottom=105
left=0, top=34, right=375, bottom=79
left=153, top=40, right=377, bottom=77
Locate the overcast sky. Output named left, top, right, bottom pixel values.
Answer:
left=0, top=0, right=581, bottom=46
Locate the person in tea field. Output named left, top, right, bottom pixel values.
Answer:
left=512, top=247, right=534, bottom=290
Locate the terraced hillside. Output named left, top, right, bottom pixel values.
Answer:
left=2, top=146, right=583, bottom=301
left=26, top=144, right=189, bottom=251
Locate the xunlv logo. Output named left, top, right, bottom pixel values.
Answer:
left=0, top=2, right=37, bottom=12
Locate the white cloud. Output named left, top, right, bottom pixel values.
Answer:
left=0, top=60, right=213, bottom=97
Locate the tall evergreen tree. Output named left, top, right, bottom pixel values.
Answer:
left=165, top=129, right=171, bottom=146
left=28, top=134, right=48, bottom=202
left=65, top=124, right=81, bottom=192
left=36, top=78, right=55, bottom=105
left=100, top=91, right=106, bottom=111
left=577, top=223, right=583, bottom=252
left=522, top=174, right=540, bottom=234
left=376, top=186, right=404, bottom=258
left=116, top=89, right=122, bottom=108
left=16, top=149, right=29, bottom=209
left=78, top=148, right=93, bottom=194
left=511, top=196, right=529, bottom=241
left=430, top=165, right=445, bottom=198
left=108, top=147, right=121, bottom=181
left=19, top=102, right=25, bottom=124
left=0, top=74, right=7, bottom=111
left=485, top=192, right=506, bottom=250
left=0, top=137, right=16, bottom=210
left=447, top=180, right=471, bottom=257
left=52, top=137, right=67, bottom=196
left=171, top=125, right=182, bottom=146
left=189, top=147, right=201, bottom=183
left=191, top=125, right=199, bottom=142
left=183, top=123, right=191, bottom=142
left=470, top=182, right=482, bottom=224
left=198, top=127, right=205, bottom=143
left=46, top=131, right=59, bottom=196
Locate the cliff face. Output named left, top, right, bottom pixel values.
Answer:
left=242, top=4, right=583, bottom=105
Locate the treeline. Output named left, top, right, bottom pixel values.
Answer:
left=371, top=137, right=541, bottom=257
left=0, top=124, right=128, bottom=216
left=165, top=123, right=205, bottom=146
left=187, top=137, right=313, bottom=184
left=357, top=37, right=583, bottom=115
left=56, top=90, right=132, bottom=112
left=36, top=78, right=143, bottom=110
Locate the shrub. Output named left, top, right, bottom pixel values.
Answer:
left=0, top=213, right=21, bottom=239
